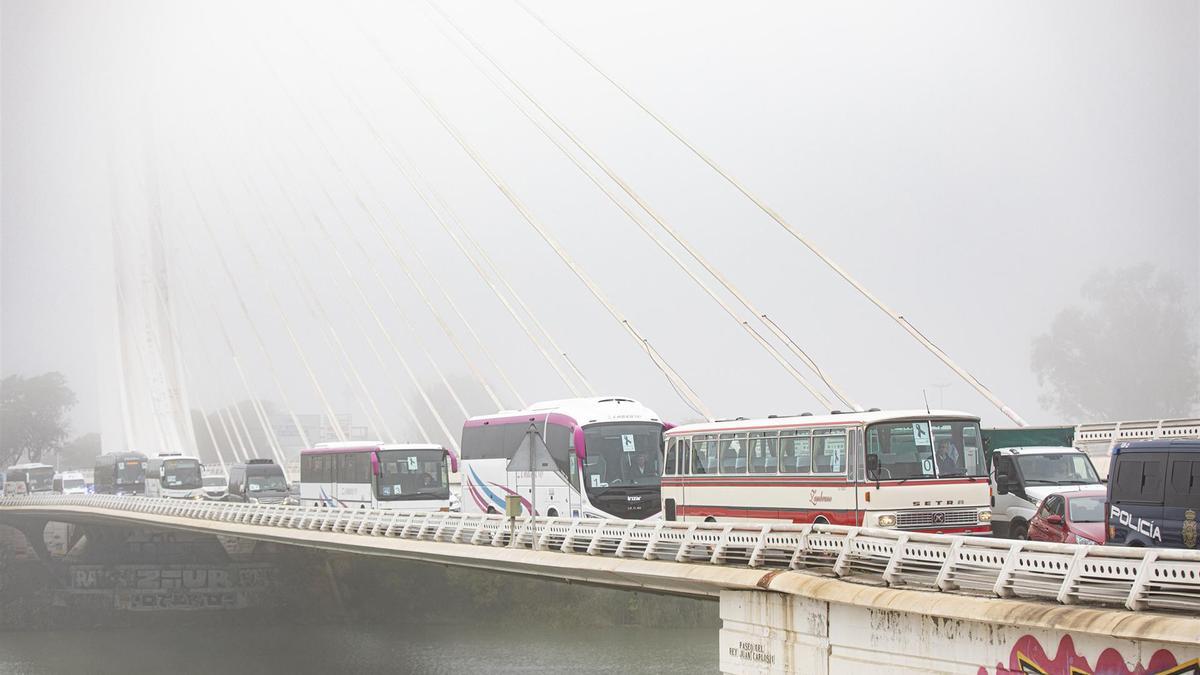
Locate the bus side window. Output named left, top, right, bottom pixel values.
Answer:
left=749, top=432, right=778, bottom=474
left=689, top=436, right=707, bottom=474
left=664, top=438, right=677, bottom=476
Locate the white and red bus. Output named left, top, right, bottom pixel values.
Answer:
left=460, top=397, right=666, bottom=520
left=300, top=442, right=458, bottom=511
left=661, top=410, right=992, bottom=534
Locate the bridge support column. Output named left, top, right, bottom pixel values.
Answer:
left=719, top=589, right=1200, bottom=675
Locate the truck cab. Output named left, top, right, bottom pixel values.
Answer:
left=990, top=446, right=1103, bottom=539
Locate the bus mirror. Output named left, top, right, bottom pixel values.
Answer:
left=865, top=454, right=880, bottom=475
left=449, top=451, right=459, bottom=473
left=371, top=452, right=381, bottom=476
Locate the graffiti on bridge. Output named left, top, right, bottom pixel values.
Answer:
left=980, top=634, right=1198, bottom=675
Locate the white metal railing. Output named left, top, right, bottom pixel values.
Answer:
left=2, top=494, right=1198, bottom=614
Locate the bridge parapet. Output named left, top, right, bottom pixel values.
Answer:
left=3, top=494, right=1198, bottom=615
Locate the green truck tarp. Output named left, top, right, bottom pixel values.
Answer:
left=982, top=426, right=1075, bottom=452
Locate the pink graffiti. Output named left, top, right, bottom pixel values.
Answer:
left=978, top=634, right=1198, bottom=675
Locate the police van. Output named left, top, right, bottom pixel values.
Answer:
left=1106, top=439, right=1200, bottom=549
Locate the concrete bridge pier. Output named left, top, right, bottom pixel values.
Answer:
left=718, top=585, right=1199, bottom=675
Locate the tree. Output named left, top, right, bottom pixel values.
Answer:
left=1032, top=264, right=1199, bottom=421
left=0, top=372, right=78, bottom=466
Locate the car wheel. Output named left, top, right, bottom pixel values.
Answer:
left=1010, top=522, right=1028, bottom=541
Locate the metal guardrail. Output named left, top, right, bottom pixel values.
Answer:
left=2, top=494, right=1199, bottom=614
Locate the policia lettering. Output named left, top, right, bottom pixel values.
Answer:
left=1110, top=505, right=1163, bottom=543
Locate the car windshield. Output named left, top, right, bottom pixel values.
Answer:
left=115, top=459, right=145, bottom=484
left=1068, top=496, right=1106, bottom=523
left=203, top=476, right=227, bottom=487
left=866, top=420, right=987, bottom=479
left=247, top=474, right=288, bottom=492
left=582, top=422, right=663, bottom=493
left=162, top=460, right=202, bottom=489
left=63, top=479, right=85, bottom=490
left=1015, top=454, right=1100, bottom=485
left=376, top=449, right=449, bottom=500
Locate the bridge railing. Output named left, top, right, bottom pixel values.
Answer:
left=3, top=494, right=1199, bottom=614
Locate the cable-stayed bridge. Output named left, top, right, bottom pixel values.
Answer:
left=12, top=3, right=1197, bottom=673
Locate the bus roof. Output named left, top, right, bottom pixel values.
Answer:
left=667, top=409, right=979, bottom=435
left=465, top=396, right=662, bottom=428
left=303, top=442, right=445, bottom=455
left=5, top=463, right=53, bottom=471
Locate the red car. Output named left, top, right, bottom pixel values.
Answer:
left=1028, top=489, right=1107, bottom=545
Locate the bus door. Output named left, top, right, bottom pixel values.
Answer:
left=511, top=424, right=551, bottom=516
left=332, top=453, right=346, bottom=506
left=852, top=428, right=864, bottom=524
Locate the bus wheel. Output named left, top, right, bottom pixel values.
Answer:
left=547, top=508, right=559, bottom=518
left=704, top=516, right=716, bottom=523
left=813, top=516, right=830, bottom=526
left=486, top=506, right=498, bottom=515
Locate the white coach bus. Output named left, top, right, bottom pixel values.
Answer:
left=661, top=410, right=992, bottom=534
left=460, top=397, right=667, bottom=520
left=2, top=463, right=55, bottom=496
left=300, top=442, right=457, bottom=511
left=145, top=453, right=205, bottom=499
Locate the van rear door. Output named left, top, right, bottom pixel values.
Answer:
left=1164, top=454, right=1200, bottom=549
left=1109, top=452, right=1166, bottom=546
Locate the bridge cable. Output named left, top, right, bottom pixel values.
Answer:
left=201, top=171, right=351, bottom=445
left=249, top=170, right=436, bottom=445
left=330, top=73, right=591, bottom=400
left=176, top=180, right=316, bottom=477
left=426, top=1, right=851, bottom=412
left=351, top=12, right=714, bottom=420
left=259, top=151, right=464, bottom=454
left=514, top=0, right=1027, bottom=426
left=169, top=267, right=286, bottom=466
left=250, top=38, right=500, bottom=417
left=242, top=176, right=398, bottom=443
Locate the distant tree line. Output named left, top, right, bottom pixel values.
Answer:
left=1033, top=264, right=1199, bottom=421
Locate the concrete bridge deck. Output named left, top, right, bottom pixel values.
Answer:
left=3, top=495, right=1198, bottom=673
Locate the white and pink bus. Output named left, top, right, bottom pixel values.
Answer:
left=299, top=442, right=458, bottom=511
left=460, top=397, right=666, bottom=520
left=661, top=410, right=992, bottom=534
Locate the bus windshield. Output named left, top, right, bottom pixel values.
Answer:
left=582, top=422, right=663, bottom=493
left=162, top=459, right=202, bottom=489
left=27, top=467, right=54, bottom=492
left=377, top=449, right=449, bottom=500
left=1014, top=453, right=1099, bottom=485
left=115, top=459, right=146, bottom=485
left=866, top=420, right=987, bottom=480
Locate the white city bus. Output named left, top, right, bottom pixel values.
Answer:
left=661, top=410, right=992, bottom=534
left=300, top=442, right=458, bottom=511
left=460, top=397, right=667, bottom=520
left=145, top=453, right=205, bottom=499
left=3, top=463, right=55, bottom=496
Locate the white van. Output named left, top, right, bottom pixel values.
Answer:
left=53, top=471, right=88, bottom=495
left=990, top=446, right=1103, bottom=539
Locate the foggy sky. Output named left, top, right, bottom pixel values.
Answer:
left=3, top=0, right=1198, bottom=449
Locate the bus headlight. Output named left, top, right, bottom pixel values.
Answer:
left=978, top=509, right=992, bottom=523
left=876, top=514, right=897, bottom=528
